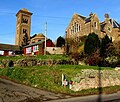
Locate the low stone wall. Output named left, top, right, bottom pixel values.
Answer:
left=0, top=58, right=77, bottom=68
left=71, top=69, right=120, bottom=91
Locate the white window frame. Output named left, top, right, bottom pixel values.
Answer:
left=26, top=47, right=31, bottom=54
left=0, top=50, right=4, bottom=55
left=33, top=45, right=38, bottom=52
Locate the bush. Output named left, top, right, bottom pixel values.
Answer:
left=85, top=52, right=102, bottom=66
left=105, top=56, right=118, bottom=68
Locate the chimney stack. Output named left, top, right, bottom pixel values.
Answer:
left=105, top=13, right=109, bottom=19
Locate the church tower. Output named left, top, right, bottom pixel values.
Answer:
left=15, top=8, right=32, bottom=46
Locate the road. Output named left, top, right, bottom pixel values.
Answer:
left=0, top=77, right=120, bottom=102
left=0, top=77, right=71, bottom=102
left=46, top=92, right=120, bottom=102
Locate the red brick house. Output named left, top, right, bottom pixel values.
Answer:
left=23, top=39, right=55, bottom=55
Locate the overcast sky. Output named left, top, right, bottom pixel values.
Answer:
left=0, top=0, right=120, bottom=44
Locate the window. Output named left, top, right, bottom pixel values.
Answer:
left=76, top=24, right=79, bottom=32
left=26, top=47, right=31, bottom=54
left=94, top=22, right=97, bottom=29
left=71, top=29, right=72, bottom=35
left=108, top=27, right=111, bottom=31
left=33, top=45, right=38, bottom=52
left=74, top=22, right=76, bottom=33
left=73, top=26, right=74, bottom=33
left=75, top=27, right=76, bottom=32
left=9, top=51, right=14, bottom=56
left=0, top=50, right=4, bottom=55
left=79, top=25, right=81, bottom=32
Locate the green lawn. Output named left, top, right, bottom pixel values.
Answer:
left=0, top=65, right=119, bottom=96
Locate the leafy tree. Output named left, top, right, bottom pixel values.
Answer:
left=56, top=36, right=65, bottom=47
left=84, top=32, right=100, bottom=55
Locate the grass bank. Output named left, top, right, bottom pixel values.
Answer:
left=0, top=65, right=120, bottom=96
left=0, top=55, right=69, bottom=60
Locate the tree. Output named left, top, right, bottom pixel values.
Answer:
left=84, top=32, right=100, bottom=55
left=114, top=41, right=120, bottom=56
left=100, top=34, right=112, bottom=57
left=56, top=36, right=65, bottom=47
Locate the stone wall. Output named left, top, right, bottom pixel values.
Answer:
left=71, top=69, right=120, bottom=91
left=46, top=47, right=65, bottom=54
left=0, top=58, right=77, bottom=68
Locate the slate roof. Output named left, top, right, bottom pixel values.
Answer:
left=100, top=19, right=120, bottom=31
left=85, top=17, right=91, bottom=23
left=110, top=19, right=120, bottom=28
left=30, top=34, right=37, bottom=39
left=24, top=40, right=44, bottom=48
left=24, top=38, right=52, bottom=48
left=0, top=43, right=20, bottom=51
left=77, top=14, right=91, bottom=23
left=78, top=15, right=86, bottom=20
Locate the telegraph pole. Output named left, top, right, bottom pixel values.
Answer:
left=44, top=22, right=47, bottom=55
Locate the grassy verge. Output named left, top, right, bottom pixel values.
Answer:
left=0, top=65, right=119, bottom=96
left=0, top=55, right=69, bottom=60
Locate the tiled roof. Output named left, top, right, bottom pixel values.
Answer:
left=0, top=44, right=20, bottom=51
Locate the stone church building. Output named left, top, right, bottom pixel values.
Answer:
left=66, top=13, right=120, bottom=42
